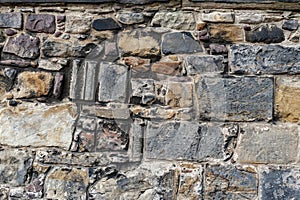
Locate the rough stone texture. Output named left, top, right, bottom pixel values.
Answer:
left=282, top=19, right=299, bottom=30
left=185, top=55, right=224, bottom=75
left=65, top=14, right=92, bottom=34
left=45, top=167, right=88, bottom=200
left=118, top=29, right=161, bottom=57
left=195, top=76, right=273, bottom=121
left=81, top=104, right=130, bottom=120
left=0, top=13, right=22, bottom=29
left=131, top=78, right=156, bottom=105
left=260, top=167, right=300, bottom=200
left=93, top=18, right=122, bottom=31
left=38, top=58, right=67, bottom=71
left=3, top=34, right=40, bottom=59
left=123, top=56, right=150, bottom=76
left=236, top=14, right=263, bottom=24
left=0, top=102, right=77, bottom=150
left=98, top=62, right=129, bottom=103
left=12, top=71, right=53, bottom=98
left=276, top=76, right=300, bottom=123
left=202, top=12, right=234, bottom=23
left=151, top=11, right=196, bottom=30
left=151, top=61, right=182, bottom=75
left=162, top=32, right=202, bottom=54
left=230, top=44, right=300, bottom=74
left=204, top=165, right=257, bottom=199
left=236, top=123, right=299, bottom=164
left=245, top=24, right=285, bottom=43
left=26, top=14, right=56, bottom=33
left=116, top=12, right=144, bottom=25
left=0, top=148, right=34, bottom=186
left=209, top=24, right=244, bottom=43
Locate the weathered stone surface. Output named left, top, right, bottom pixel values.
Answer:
left=151, top=11, right=196, bottom=30
left=26, top=14, right=56, bottom=33
left=122, top=56, right=150, bottom=76
left=151, top=61, right=182, bottom=75
left=209, top=44, right=228, bottom=55
left=84, top=40, right=119, bottom=62
left=276, top=76, right=300, bottom=123
left=52, top=73, right=64, bottom=98
left=0, top=69, right=14, bottom=101
left=195, top=76, right=273, bottom=121
left=282, top=19, right=299, bottom=30
left=0, top=102, right=77, bottom=149
left=12, top=71, right=53, bottom=98
left=116, top=12, right=144, bottom=25
left=0, top=13, right=22, bottom=29
left=98, top=62, right=129, bottom=103
left=38, top=58, right=67, bottom=71
left=245, top=24, right=284, bottom=43
left=118, top=29, right=161, bottom=57
left=185, top=55, right=224, bottom=75
left=0, top=148, right=34, bottom=186
left=45, top=167, right=88, bottom=200
left=209, top=24, right=243, bottom=43
left=236, top=123, right=299, bottom=164
left=236, top=14, right=263, bottom=24
left=230, top=44, right=300, bottom=74
left=162, top=32, right=202, bottom=54
left=202, top=12, right=234, bottom=23
left=65, top=14, right=92, bottom=34
left=260, top=167, right=300, bottom=200
left=204, top=165, right=257, bottom=199
left=3, top=34, right=40, bottom=59
left=93, top=18, right=122, bottom=31
left=131, top=78, right=156, bottom=105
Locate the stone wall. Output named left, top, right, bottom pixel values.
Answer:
left=0, top=0, right=299, bottom=199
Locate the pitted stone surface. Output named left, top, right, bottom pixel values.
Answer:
left=26, top=14, right=56, bottom=33
left=245, top=24, right=284, bottom=43
left=185, top=55, right=224, bottom=75
left=117, top=12, right=144, bottom=25
left=0, top=13, right=22, bottom=29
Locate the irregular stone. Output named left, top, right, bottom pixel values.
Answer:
left=245, top=24, right=284, bottom=43
left=0, top=186, right=9, bottom=200
left=38, top=58, right=67, bottom=71
left=195, top=76, right=273, bottom=121
left=0, top=102, right=77, bottom=150
left=0, top=70, right=13, bottom=101
left=230, top=44, right=300, bottom=74
left=45, top=167, right=88, bottom=200
left=275, top=76, right=300, bottom=123
left=260, top=167, right=300, bottom=200
left=151, top=61, right=182, bottom=75
left=202, top=12, right=234, bottom=23
left=185, top=55, right=224, bottom=75
left=12, top=71, right=53, bottom=98
left=26, top=14, right=56, bottom=33
left=98, top=62, right=129, bottom=103
left=197, top=21, right=206, bottom=30
left=118, top=29, right=161, bottom=57
left=237, top=14, right=263, bottom=24
left=122, top=56, right=150, bottom=75
left=65, top=14, right=92, bottom=34
left=209, top=44, right=228, bottom=54
left=204, top=165, right=257, bottom=199
left=282, top=19, right=299, bottom=30
left=93, top=18, right=122, bottom=31
left=0, top=148, right=34, bottom=186
left=162, top=32, right=202, bottom=54
left=4, top=29, right=17, bottom=36
left=36, top=148, right=129, bottom=166
left=3, top=33, right=40, bottom=59
left=151, top=11, right=196, bottom=30
left=52, top=73, right=64, bottom=98
left=236, top=123, right=299, bottom=164
left=85, top=40, right=119, bottom=62
left=209, top=24, right=244, bottom=43
left=131, top=78, right=156, bottom=105
left=116, top=12, right=144, bottom=25
left=0, top=13, right=22, bottom=29
left=130, top=105, right=177, bottom=120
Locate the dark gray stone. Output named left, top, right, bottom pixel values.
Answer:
left=3, top=33, right=40, bottom=59
left=282, top=19, right=299, bottom=31
left=204, top=165, right=257, bottom=200
left=26, top=14, right=56, bottom=33
left=4, top=29, right=17, bottom=36
left=261, top=168, right=300, bottom=200
left=230, top=44, right=300, bottom=74
left=195, top=76, right=273, bottom=121
left=92, top=18, right=122, bottom=31
left=185, top=55, right=224, bottom=75
left=162, top=32, right=203, bottom=55
left=0, top=13, right=22, bottom=29
left=245, top=24, right=284, bottom=43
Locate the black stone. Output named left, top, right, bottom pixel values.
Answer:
left=245, top=24, right=284, bottom=43
left=9, top=100, right=18, bottom=106
left=92, top=18, right=122, bottom=31
left=282, top=19, right=299, bottom=31
left=162, top=32, right=203, bottom=55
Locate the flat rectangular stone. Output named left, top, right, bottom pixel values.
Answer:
left=230, top=44, right=300, bottom=74
left=0, top=13, right=22, bottom=29
left=185, top=55, right=224, bottom=75
left=236, top=123, right=299, bottom=164
left=81, top=104, right=130, bottom=119
left=195, top=76, right=273, bottom=121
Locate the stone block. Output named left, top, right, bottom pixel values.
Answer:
left=230, top=44, right=300, bottom=74
left=131, top=78, right=156, bottom=105
left=65, top=13, right=92, bottom=34
left=209, top=24, right=244, bottom=43
left=185, top=55, right=224, bottom=75
left=195, top=76, right=273, bottom=121
left=26, top=14, right=56, bottom=33
left=116, top=12, right=144, bottom=25
left=38, top=58, right=67, bottom=71
left=245, top=24, right=284, bottom=43
left=0, top=13, right=22, bottom=29
left=236, top=123, right=299, bottom=164
left=93, top=18, right=122, bottom=31
left=202, top=12, right=234, bottom=23
left=282, top=19, right=299, bottom=30
left=0, top=102, right=77, bottom=150
left=151, top=61, right=182, bottom=75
